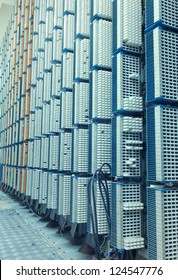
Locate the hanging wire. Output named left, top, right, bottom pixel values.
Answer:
left=87, top=163, right=111, bottom=259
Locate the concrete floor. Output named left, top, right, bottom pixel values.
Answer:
left=0, top=190, right=91, bottom=260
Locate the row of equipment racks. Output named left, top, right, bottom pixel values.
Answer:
left=0, top=0, right=178, bottom=260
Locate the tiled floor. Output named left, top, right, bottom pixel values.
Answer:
left=0, top=210, right=63, bottom=260
left=0, top=190, right=147, bottom=260
left=0, top=190, right=90, bottom=260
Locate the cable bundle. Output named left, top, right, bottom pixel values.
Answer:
left=87, top=163, right=111, bottom=259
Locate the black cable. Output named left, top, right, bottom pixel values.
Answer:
left=87, top=176, right=100, bottom=259
left=98, top=177, right=111, bottom=230
left=91, top=177, right=101, bottom=259
left=97, top=166, right=111, bottom=228
left=87, top=163, right=111, bottom=259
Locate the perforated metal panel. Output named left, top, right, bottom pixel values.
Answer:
left=147, top=186, right=178, bottom=260
left=31, top=169, right=40, bottom=200
left=24, top=117, right=29, bottom=141
left=26, top=168, right=33, bottom=197
left=75, top=38, right=90, bottom=79
left=146, top=0, right=178, bottom=29
left=70, top=176, right=89, bottom=223
left=74, top=82, right=89, bottom=125
left=146, top=28, right=178, bottom=103
left=113, top=116, right=143, bottom=178
left=52, top=29, right=62, bottom=63
left=64, top=0, right=75, bottom=13
left=63, top=14, right=75, bottom=51
left=92, top=70, right=112, bottom=119
left=45, top=9, right=54, bottom=40
left=92, top=19, right=112, bottom=68
left=58, top=174, right=71, bottom=216
left=34, top=109, right=42, bottom=137
left=43, top=72, right=52, bottom=102
left=27, top=141, right=34, bottom=167
left=40, top=137, right=49, bottom=169
left=21, top=168, right=27, bottom=195
left=93, top=0, right=112, bottom=19
left=47, top=0, right=54, bottom=9
left=30, top=86, right=36, bottom=112
left=60, top=131, right=72, bottom=172
left=47, top=173, right=58, bottom=210
left=147, top=105, right=178, bottom=182
left=29, top=113, right=35, bottom=139
left=31, top=60, right=38, bottom=87
left=113, top=53, right=143, bottom=112
left=42, top=103, right=50, bottom=135
left=160, top=189, right=178, bottom=260
left=111, top=182, right=144, bottom=250
left=11, top=146, right=16, bottom=166
left=39, top=0, right=47, bottom=23
left=32, top=31, right=39, bottom=61
left=37, top=51, right=45, bottom=79
left=76, top=0, right=90, bottom=36
left=33, top=5, right=40, bottom=35
left=62, top=52, right=74, bottom=89
left=54, top=0, right=63, bottom=28
left=147, top=186, right=157, bottom=260
left=51, top=64, right=61, bottom=97
left=73, top=128, right=89, bottom=173
left=18, top=144, right=23, bottom=167
left=36, top=79, right=43, bottom=108
left=33, top=139, right=41, bottom=168
left=39, top=171, right=48, bottom=204
left=114, top=4, right=141, bottom=52
left=19, top=120, right=25, bottom=142
left=22, top=142, right=28, bottom=167
left=61, top=91, right=73, bottom=129
left=49, top=135, right=60, bottom=170
left=44, top=40, right=52, bottom=70
left=91, top=123, right=111, bottom=174
left=49, top=99, right=61, bottom=133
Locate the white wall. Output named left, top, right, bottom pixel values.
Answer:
left=0, top=0, right=15, bottom=7
left=0, top=2, right=14, bottom=44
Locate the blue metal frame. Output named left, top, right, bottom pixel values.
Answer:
left=145, top=0, right=178, bottom=32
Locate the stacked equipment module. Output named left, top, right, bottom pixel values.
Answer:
left=57, top=0, right=75, bottom=221
left=1, top=0, right=178, bottom=261
left=30, top=0, right=46, bottom=207
left=70, top=0, right=90, bottom=234
left=38, top=0, right=63, bottom=216
left=146, top=0, right=178, bottom=260
left=89, top=0, right=112, bottom=174
left=26, top=0, right=50, bottom=211
left=111, top=0, right=144, bottom=253
left=147, top=186, right=178, bottom=260
left=87, top=0, right=112, bottom=243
